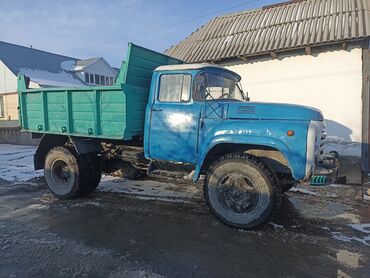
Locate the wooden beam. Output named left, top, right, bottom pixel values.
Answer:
left=238, top=56, right=248, bottom=62
left=270, top=52, right=278, bottom=59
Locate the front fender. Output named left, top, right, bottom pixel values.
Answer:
left=193, top=120, right=309, bottom=182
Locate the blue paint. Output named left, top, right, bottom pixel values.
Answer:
left=144, top=66, right=324, bottom=182
left=195, top=119, right=309, bottom=181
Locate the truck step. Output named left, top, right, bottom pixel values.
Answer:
left=148, top=169, right=187, bottom=179
left=147, top=160, right=194, bottom=180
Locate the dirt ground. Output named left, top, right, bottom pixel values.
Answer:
left=0, top=174, right=369, bottom=278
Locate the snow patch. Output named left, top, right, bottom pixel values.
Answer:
left=0, top=144, right=42, bottom=182
left=332, top=232, right=370, bottom=246
left=348, top=224, right=370, bottom=234
left=19, top=67, right=85, bottom=87
left=288, top=187, right=319, bottom=196
left=71, top=202, right=103, bottom=208
left=332, top=224, right=370, bottom=246
left=60, top=60, right=76, bottom=71
left=327, top=184, right=344, bottom=188
left=98, top=176, right=201, bottom=203
left=269, top=222, right=284, bottom=229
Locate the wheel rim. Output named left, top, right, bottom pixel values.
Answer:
left=50, top=159, right=74, bottom=192
left=217, top=173, right=259, bottom=213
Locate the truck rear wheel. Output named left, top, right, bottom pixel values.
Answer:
left=44, top=147, right=87, bottom=199
left=79, top=154, right=101, bottom=194
left=204, top=153, right=282, bottom=229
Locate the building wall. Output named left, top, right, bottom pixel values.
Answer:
left=1, top=61, right=40, bottom=124
left=76, top=59, right=118, bottom=85
left=1, top=93, right=18, bottom=121
left=222, top=47, right=363, bottom=156
left=0, top=60, right=18, bottom=93
left=84, top=59, right=117, bottom=77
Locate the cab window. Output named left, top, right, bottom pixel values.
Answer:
left=159, top=74, right=191, bottom=102
left=193, top=72, right=244, bottom=101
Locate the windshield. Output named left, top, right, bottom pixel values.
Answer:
left=194, top=72, right=245, bottom=101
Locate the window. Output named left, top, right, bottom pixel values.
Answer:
left=193, top=73, right=244, bottom=101
left=159, top=74, right=191, bottom=102
left=95, top=74, right=100, bottom=85
left=89, top=74, right=94, bottom=84
left=110, top=77, right=114, bottom=85
left=0, top=96, right=4, bottom=118
left=100, top=75, right=105, bottom=85
left=84, top=72, right=89, bottom=83
left=105, top=76, right=109, bottom=86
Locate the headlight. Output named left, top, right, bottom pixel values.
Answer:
left=305, top=121, right=324, bottom=179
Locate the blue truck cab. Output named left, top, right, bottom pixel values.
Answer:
left=145, top=64, right=325, bottom=182
left=142, top=63, right=336, bottom=228
left=18, top=44, right=337, bottom=229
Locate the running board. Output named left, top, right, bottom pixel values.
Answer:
left=147, top=160, right=194, bottom=180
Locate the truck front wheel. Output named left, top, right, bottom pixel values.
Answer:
left=44, top=147, right=86, bottom=199
left=204, top=153, right=281, bottom=229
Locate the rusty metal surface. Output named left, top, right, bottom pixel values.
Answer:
left=166, top=0, right=370, bottom=62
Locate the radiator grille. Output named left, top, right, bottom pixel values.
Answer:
left=236, top=106, right=256, bottom=114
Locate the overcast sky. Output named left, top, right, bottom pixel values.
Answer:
left=0, top=0, right=280, bottom=67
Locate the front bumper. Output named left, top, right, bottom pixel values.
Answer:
left=310, top=152, right=339, bottom=186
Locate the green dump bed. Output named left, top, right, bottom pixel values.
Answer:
left=18, top=43, right=183, bottom=140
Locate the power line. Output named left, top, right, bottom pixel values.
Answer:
left=62, top=0, right=262, bottom=54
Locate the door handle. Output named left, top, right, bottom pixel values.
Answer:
left=152, top=108, right=163, bottom=112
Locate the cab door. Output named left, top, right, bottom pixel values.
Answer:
left=148, top=73, right=201, bottom=164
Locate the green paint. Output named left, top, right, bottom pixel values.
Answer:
left=310, top=175, right=328, bottom=186
left=17, top=43, right=183, bottom=140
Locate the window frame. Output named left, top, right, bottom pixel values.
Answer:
left=192, top=71, right=244, bottom=102
left=84, top=72, right=89, bottom=83
left=0, top=96, right=4, bottom=118
left=95, top=74, right=100, bottom=85
left=157, top=73, right=193, bottom=103
left=89, top=74, right=94, bottom=84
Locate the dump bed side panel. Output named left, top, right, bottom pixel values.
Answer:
left=19, top=84, right=126, bottom=139
left=116, top=43, right=183, bottom=87
left=18, top=43, right=184, bottom=140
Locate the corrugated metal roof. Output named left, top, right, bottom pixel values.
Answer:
left=166, top=0, right=370, bottom=62
left=0, top=41, right=87, bottom=87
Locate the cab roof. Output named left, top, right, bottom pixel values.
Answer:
left=154, top=63, right=241, bottom=81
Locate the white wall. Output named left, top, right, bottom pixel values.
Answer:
left=84, top=59, right=117, bottom=77
left=0, top=61, right=39, bottom=122
left=76, top=59, right=117, bottom=84
left=222, top=47, right=363, bottom=146
left=0, top=60, right=18, bottom=93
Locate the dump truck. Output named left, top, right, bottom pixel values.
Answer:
left=17, top=43, right=338, bottom=229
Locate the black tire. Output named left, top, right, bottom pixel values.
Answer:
left=204, top=153, right=282, bottom=229
left=281, top=183, right=295, bottom=193
left=80, top=154, right=102, bottom=194
left=277, top=173, right=297, bottom=193
left=44, top=147, right=86, bottom=199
